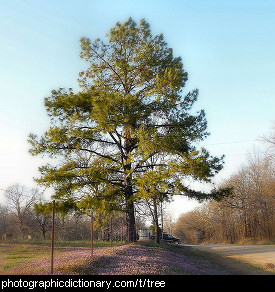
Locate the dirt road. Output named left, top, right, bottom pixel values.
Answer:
left=188, top=244, right=275, bottom=271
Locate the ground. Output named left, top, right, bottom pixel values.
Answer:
left=187, top=244, right=275, bottom=273
left=1, top=241, right=273, bottom=275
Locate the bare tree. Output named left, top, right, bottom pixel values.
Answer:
left=173, top=148, right=275, bottom=244
left=259, top=121, right=275, bottom=148
left=0, top=204, right=12, bottom=237
left=4, top=184, right=41, bottom=238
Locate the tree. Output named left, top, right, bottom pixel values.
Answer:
left=259, top=121, right=275, bottom=148
left=4, top=184, right=41, bottom=238
left=173, top=147, right=275, bottom=244
left=34, top=201, right=53, bottom=240
left=28, top=18, right=228, bottom=242
left=0, top=204, right=11, bottom=237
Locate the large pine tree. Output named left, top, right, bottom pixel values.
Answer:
left=29, top=18, right=228, bottom=242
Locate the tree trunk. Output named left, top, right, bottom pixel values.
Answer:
left=125, top=181, right=136, bottom=242
left=124, top=130, right=136, bottom=242
left=42, top=229, right=46, bottom=240
left=153, top=199, right=160, bottom=244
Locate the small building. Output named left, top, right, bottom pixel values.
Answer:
left=138, top=229, right=152, bottom=240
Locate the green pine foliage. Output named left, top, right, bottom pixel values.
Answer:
left=28, top=18, right=230, bottom=241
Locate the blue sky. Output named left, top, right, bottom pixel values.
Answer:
left=0, top=0, right=274, bottom=217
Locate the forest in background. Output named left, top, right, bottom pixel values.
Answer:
left=173, top=126, right=275, bottom=244
left=0, top=184, right=147, bottom=242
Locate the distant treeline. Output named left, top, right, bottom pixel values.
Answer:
left=173, top=149, right=275, bottom=244
left=0, top=184, right=145, bottom=241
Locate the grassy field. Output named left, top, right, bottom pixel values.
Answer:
left=0, top=243, right=48, bottom=273
left=0, top=240, right=273, bottom=275
left=0, top=240, right=119, bottom=274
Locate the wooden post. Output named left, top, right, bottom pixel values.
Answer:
left=161, top=201, right=164, bottom=240
left=91, top=208, right=93, bottom=256
left=51, top=200, right=55, bottom=275
left=110, top=215, right=113, bottom=247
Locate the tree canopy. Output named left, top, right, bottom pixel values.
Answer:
left=28, top=18, right=229, bottom=241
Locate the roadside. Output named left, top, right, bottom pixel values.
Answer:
left=76, top=241, right=274, bottom=275
left=186, top=244, right=275, bottom=273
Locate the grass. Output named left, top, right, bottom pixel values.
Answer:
left=2, top=239, right=122, bottom=247
left=0, top=240, right=123, bottom=274
left=1, top=240, right=274, bottom=275
left=0, top=243, right=49, bottom=273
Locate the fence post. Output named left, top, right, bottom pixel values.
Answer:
left=121, top=219, right=123, bottom=244
left=91, top=208, right=93, bottom=256
left=51, top=200, right=55, bottom=275
left=110, top=214, right=113, bottom=247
